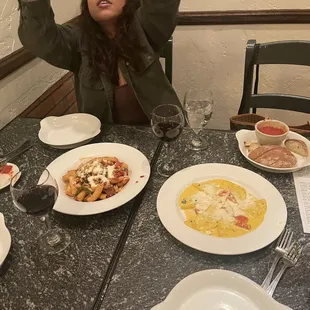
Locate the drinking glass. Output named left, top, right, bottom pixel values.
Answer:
left=151, top=104, right=185, bottom=177
left=10, top=166, right=71, bottom=255
left=183, top=90, right=214, bottom=151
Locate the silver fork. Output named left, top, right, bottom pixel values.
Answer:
left=261, top=229, right=294, bottom=289
left=0, top=140, right=32, bottom=167
left=266, top=242, right=303, bottom=296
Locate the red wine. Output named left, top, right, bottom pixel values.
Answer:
left=152, top=121, right=183, bottom=142
left=16, top=185, right=58, bottom=216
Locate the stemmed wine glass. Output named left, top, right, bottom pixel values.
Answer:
left=10, top=166, right=71, bottom=255
left=183, top=90, right=214, bottom=151
left=151, top=104, right=185, bottom=177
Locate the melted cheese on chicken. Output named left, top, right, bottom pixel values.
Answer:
left=179, top=179, right=267, bottom=238
left=76, top=159, right=115, bottom=188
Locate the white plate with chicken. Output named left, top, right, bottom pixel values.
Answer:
left=46, top=143, right=150, bottom=215
left=236, top=130, right=310, bottom=173
left=157, top=164, right=287, bottom=255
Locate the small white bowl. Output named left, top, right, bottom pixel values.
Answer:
left=255, top=120, right=289, bottom=145
left=38, top=113, right=101, bottom=149
left=151, top=269, right=291, bottom=310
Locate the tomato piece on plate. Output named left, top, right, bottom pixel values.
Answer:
left=0, top=165, right=13, bottom=175
left=114, top=161, right=123, bottom=168
left=113, top=170, right=125, bottom=178
left=235, top=215, right=251, bottom=230
left=219, top=190, right=229, bottom=197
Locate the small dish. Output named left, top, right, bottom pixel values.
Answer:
left=38, top=113, right=101, bottom=149
left=151, top=269, right=291, bottom=310
left=236, top=129, right=310, bottom=173
left=0, top=213, right=11, bottom=267
left=255, top=120, right=289, bottom=145
left=0, top=163, right=19, bottom=190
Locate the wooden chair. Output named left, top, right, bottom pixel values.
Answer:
left=238, top=39, right=310, bottom=115
left=160, top=38, right=173, bottom=84
left=21, top=73, right=78, bottom=119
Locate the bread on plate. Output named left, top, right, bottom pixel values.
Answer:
left=248, top=145, right=297, bottom=168
left=285, top=139, right=308, bottom=157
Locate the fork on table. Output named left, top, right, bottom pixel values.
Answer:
left=0, top=140, right=32, bottom=168
left=261, top=229, right=294, bottom=290
left=266, top=242, right=303, bottom=296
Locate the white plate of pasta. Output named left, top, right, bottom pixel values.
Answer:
left=46, top=143, right=150, bottom=215
left=157, top=164, right=287, bottom=255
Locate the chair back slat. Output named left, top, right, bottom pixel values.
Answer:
left=238, top=40, right=256, bottom=114
left=160, top=38, right=173, bottom=84
left=238, top=39, right=310, bottom=115
left=255, top=41, right=310, bottom=66
left=251, top=94, right=310, bottom=114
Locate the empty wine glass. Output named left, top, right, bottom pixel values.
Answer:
left=10, top=166, right=70, bottom=255
left=183, top=90, right=214, bottom=151
left=151, top=104, right=185, bottom=177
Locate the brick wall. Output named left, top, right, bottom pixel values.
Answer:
left=21, top=72, right=79, bottom=118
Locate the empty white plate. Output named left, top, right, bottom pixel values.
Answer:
left=38, top=113, right=101, bottom=149
left=151, top=270, right=291, bottom=310
left=0, top=213, right=11, bottom=267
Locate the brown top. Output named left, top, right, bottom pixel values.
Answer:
left=113, top=84, right=149, bottom=125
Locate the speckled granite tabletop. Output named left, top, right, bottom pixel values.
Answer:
left=99, top=130, right=310, bottom=310
left=0, top=118, right=159, bottom=310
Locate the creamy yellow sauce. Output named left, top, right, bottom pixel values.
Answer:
left=178, top=179, right=267, bottom=238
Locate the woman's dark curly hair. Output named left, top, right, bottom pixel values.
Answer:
left=77, top=0, right=143, bottom=85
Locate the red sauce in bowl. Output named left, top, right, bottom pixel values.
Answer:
left=258, top=126, right=286, bottom=136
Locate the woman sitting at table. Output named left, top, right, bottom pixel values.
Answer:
left=18, top=0, right=181, bottom=125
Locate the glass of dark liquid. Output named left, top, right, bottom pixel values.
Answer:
left=10, top=167, right=70, bottom=255
left=151, top=104, right=185, bottom=177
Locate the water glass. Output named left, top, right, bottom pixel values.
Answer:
left=183, top=90, right=214, bottom=151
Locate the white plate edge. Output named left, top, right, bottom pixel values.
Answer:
left=0, top=213, right=11, bottom=266
left=150, top=270, right=292, bottom=310
left=0, top=163, right=20, bottom=190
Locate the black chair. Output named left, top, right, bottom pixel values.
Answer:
left=238, top=39, right=310, bottom=115
left=160, top=38, right=173, bottom=84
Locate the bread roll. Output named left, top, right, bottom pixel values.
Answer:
left=285, top=139, right=308, bottom=157
left=248, top=145, right=297, bottom=168
left=244, top=141, right=261, bottom=153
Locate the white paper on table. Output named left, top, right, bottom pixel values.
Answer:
left=293, top=167, right=310, bottom=234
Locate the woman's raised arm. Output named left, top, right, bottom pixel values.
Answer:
left=18, top=0, right=80, bottom=72
left=137, top=0, right=181, bottom=51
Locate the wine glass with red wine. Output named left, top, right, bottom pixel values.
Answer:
left=10, top=167, right=70, bottom=255
left=151, top=104, right=185, bottom=177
